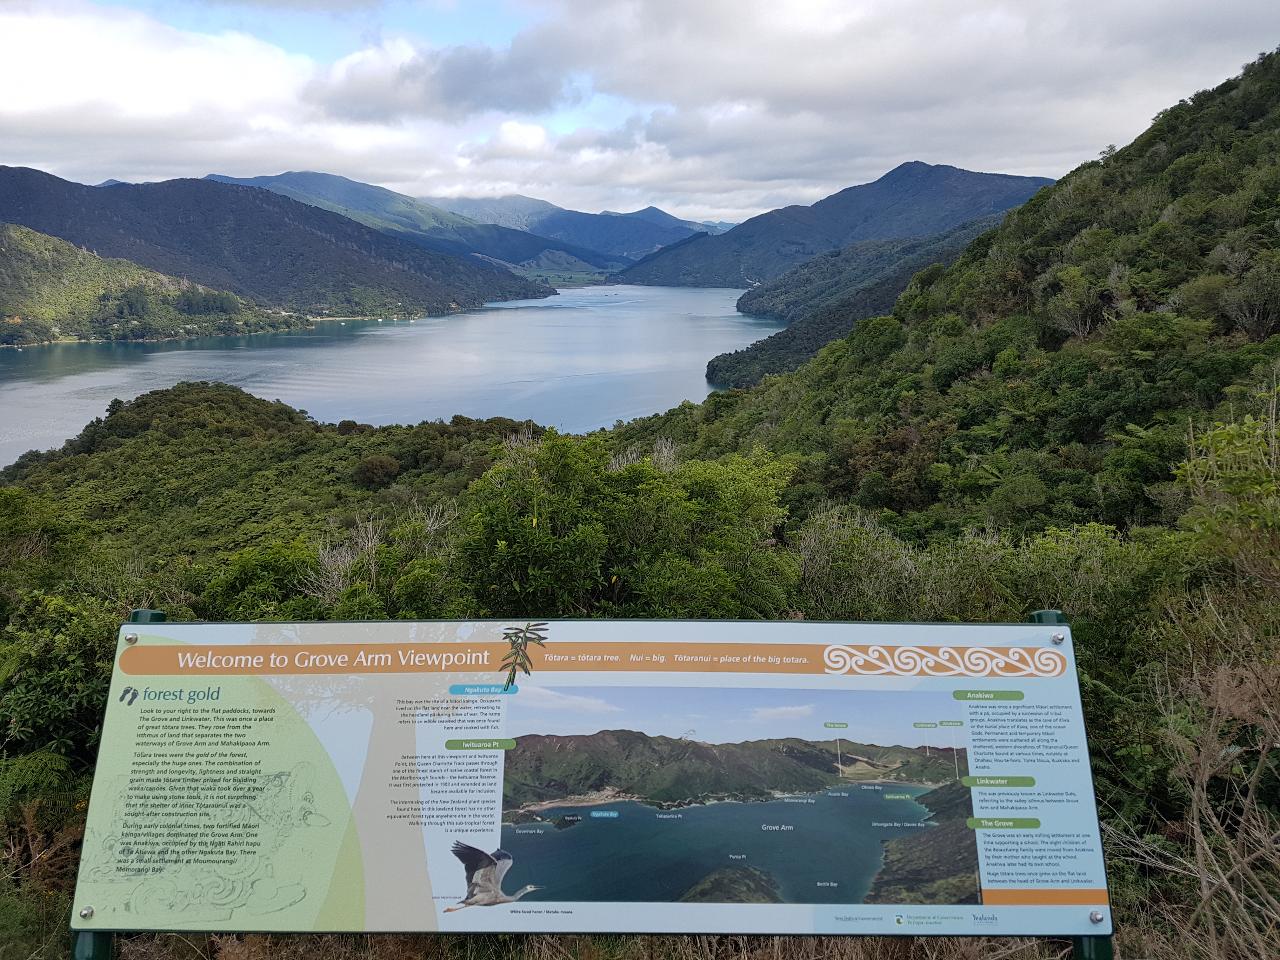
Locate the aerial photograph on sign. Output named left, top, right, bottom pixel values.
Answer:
left=497, top=687, right=978, bottom=905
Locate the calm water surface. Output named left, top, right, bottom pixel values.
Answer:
left=499, top=788, right=933, bottom=904
left=0, top=286, right=782, bottom=466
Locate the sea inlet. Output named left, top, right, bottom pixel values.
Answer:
left=0, top=285, right=783, bottom=467
left=498, top=786, right=934, bottom=904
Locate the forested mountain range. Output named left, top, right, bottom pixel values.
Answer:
left=425, top=194, right=728, bottom=259
left=708, top=214, right=1002, bottom=386
left=0, top=167, right=549, bottom=316
left=616, top=53, right=1280, bottom=538
left=207, top=172, right=626, bottom=277
left=502, top=730, right=960, bottom=811
left=612, top=162, right=1052, bottom=287
left=0, top=224, right=298, bottom=344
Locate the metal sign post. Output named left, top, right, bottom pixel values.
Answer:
left=1031, top=610, right=1114, bottom=960
left=72, top=608, right=166, bottom=960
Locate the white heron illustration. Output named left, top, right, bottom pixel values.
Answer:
left=444, top=841, right=543, bottom=911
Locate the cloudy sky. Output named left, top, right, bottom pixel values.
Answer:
left=2, top=0, right=1279, bottom=220
left=508, top=685, right=965, bottom=746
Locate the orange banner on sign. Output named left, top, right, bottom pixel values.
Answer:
left=981, top=888, right=1109, bottom=905
left=119, top=640, right=1064, bottom=678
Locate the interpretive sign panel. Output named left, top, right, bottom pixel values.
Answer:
left=72, top=620, right=1111, bottom=936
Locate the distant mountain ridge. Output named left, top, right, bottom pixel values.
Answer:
left=425, top=194, right=728, bottom=260
left=502, top=728, right=964, bottom=811
left=601, top=205, right=732, bottom=235
left=207, top=172, right=624, bottom=275
left=613, top=162, right=1052, bottom=287
left=422, top=194, right=561, bottom=232
left=0, top=166, right=549, bottom=316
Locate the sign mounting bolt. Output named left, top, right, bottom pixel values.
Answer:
left=1089, top=910, right=1105, bottom=924
left=79, top=906, right=94, bottom=920
left=1051, top=633, right=1065, bottom=645
left=125, top=634, right=138, bottom=645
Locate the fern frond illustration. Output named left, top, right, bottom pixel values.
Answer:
left=501, top=621, right=548, bottom=690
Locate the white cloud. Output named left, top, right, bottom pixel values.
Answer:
left=305, top=36, right=577, bottom=122
left=1, top=0, right=1278, bottom=218
left=750, top=704, right=814, bottom=722
left=517, top=686, right=623, bottom=714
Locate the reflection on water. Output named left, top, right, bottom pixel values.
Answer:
left=0, top=286, right=783, bottom=466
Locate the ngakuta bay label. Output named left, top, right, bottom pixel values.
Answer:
left=73, top=619, right=1111, bottom=936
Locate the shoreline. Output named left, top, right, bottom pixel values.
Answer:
left=0, top=314, right=388, bottom=350
left=0, top=288, right=564, bottom=349
left=504, top=778, right=947, bottom=821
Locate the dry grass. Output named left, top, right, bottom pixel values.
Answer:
left=1103, top=654, right=1280, bottom=960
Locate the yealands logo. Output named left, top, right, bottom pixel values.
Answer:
left=972, top=912, right=999, bottom=927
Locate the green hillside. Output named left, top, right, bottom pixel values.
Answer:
left=0, top=224, right=298, bottom=345
left=612, top=163, right=1050, bottom=287
left=710, top=215, right=1000, bottom=386
left=0, top=167, right=550, bottom=317
left=0, top=382, right=539, bottom=555
left=617, top=53, right=1280, bottom=537
left=677, top=866, right=782, bottom=904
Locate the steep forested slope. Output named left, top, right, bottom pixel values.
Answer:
left=617, top=53, right=1280, bottom=536
left=0, top=167, right=549, bottom=316
left=208, top=172, right=624, bottom=274
left=709, top=215, right=1000, bottom=386
left=612, top=163, right=1050, bottom=287
left=0, top=224, right=296, bottom=344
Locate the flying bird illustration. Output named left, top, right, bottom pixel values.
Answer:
left=445, top=841, right=542, bottom=911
